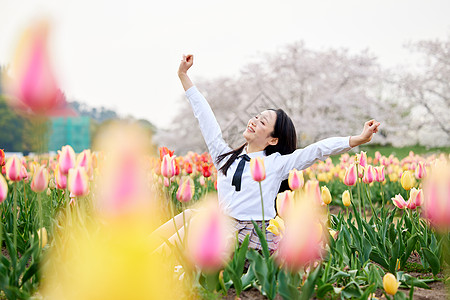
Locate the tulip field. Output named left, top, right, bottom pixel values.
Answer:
left=0, top=142, right=449, bottom=300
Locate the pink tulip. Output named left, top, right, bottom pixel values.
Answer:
left=288, top=169, right=304, bottom=191
left=54, top=164, right=67, bottom=189
left=374, top=166, right=385, bottom=182
left=423, top=164, right=450, bottom=231
left=5, top=155, right=22, bottom=181
left=59, top=145, right=76, bottom=175
left=357, top=151, right=367, bottom=168
left=187, top=202, right=232, bottom=272
left=276, top=190, right=294, bottom=218
left=415, top=161, right=427, bottom=179
left=31, top=165, right=49, bottom=193
left=176, top=177, right=195, bottom=203
left=250, top=157, right=266, bottom=182
left=163, top=177, right=170, bottom=187
left=5, top=21, right=65, bottom=115
left=160, top=154, right=175, bottom=178
left=20, top=165, right=29, bottom=181
left=362, top=165, right=375, bottom=184
left=343, top=163, right=357, bottom=186
left=392, top=194, right=407, bottom=209
left=76, top=149, right=93, bottom=177
left=68, top=167, right=89, bottom=196
left=0, top=174, right=8, bottom=203
left=409, top=188, right=423, bottom=208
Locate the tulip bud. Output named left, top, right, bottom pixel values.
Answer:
left=59, top=145, right=76, bottom=175
left=0, top=174, right=8, bottom=203
left=288, top=169, right=304, bottom=190
left=342, top=190, right=351, bottom=207
left=400, top=170, right=415, bottom=190
left=276, top=190, right=294, bottom=218
left=392, top=194, right=407, bottom=209
left=362, top=165, right=375, bottom=184
left=68, top=167, right=89, bottom=197
left=415, top=161, right=427, bottom=179
left=5, top=155, right=22, bottom=181
left=31, top=165, right=49, bottom=193
left=176, top=177, right=195, bottom=203
left=343, top=164, right=357, bottom=186
left=383, top=273, right=399, bottom=296
left=37, top=227, right=48, bottom=248
left=321, top=186, right=332, bottom=205
left=374, top=166, right=385, bottom=182
left=250, top=157, right=266, bottom=182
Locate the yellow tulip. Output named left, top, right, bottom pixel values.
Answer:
left=401, top=170, right=415, bottom=190
left=321, top=186, right=332, bottom=205
left=383, top=273, right=399, bottom=295
left=37, top=227, right=48, bottom=248
left=342, top=190, right=351, bottom=207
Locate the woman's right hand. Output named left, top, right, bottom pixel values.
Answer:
left=178, top=54, right=194, bottom=76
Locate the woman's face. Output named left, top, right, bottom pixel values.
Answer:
left=243, top=110, right=278, bottom=150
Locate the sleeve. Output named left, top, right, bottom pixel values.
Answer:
left=274, top=137, right=352, bottom=180
left=185, top=86, right=232, bottom=162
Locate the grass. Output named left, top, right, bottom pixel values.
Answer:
left=358, top=144, right=450, bottom=160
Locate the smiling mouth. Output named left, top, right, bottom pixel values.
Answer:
left=247, top=126, right=255, bottom=133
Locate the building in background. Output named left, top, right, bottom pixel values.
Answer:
left=48, top=117, right=91, bottom=153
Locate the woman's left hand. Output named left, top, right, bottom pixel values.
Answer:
left=350, top=119, right=381, bottom=147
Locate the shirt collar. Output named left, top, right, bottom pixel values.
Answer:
left=241, top=146, right=266, bottom=158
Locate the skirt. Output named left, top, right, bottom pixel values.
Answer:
left=230, top=219, right=280, bottom=254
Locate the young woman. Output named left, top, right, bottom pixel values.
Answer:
left=153, top=54, right=380, bottom=253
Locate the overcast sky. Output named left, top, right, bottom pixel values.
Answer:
left=1, top=0, right=449, bottom=129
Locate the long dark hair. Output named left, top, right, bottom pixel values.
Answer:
left=216, top=108, right=297, bottom=193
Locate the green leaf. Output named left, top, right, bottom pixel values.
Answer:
left=400, top=234, right=418, bottom=268
left=251, top=220, right=270, bottom=259
left=278, top=270, right=300, bottom=300
left=316, top=283, right=334, bottom=298
left=401, top=274, right=430, bottom=290
left=299, top=264, right=321, bottom=300
left=421, top=248, right=440, bottom=275
left=370, top=249, right=389, bottom=270
left=21, top=262, right=39, bottom=287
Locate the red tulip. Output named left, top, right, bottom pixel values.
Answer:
left=201, top=164, right=212, bottom=178
left=159, top=147, right=174, bottom=161
left=0, top=149, right=5, bottom=167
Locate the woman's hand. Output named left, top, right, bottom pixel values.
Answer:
left=178, top=54, right=194, bottom=76
left=178, top=54, right=194, bottom=91
left=349, top=119, right=381, bottom=147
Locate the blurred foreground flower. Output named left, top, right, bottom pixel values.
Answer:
left=37, top=227, right=48, bottom=248
left=1, top=20, right=68, bottom=115
left=176, top=177, right=195, bottom=203
left=186, top=200, right=233, bottom=273
left=423, top=161, right=450, bottom=231
left=276, top=190, right=294, bottom=219
left=0, top=174, right=8, bottom=202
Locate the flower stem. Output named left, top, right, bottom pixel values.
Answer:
left=258, top=182, right=266, bottom=241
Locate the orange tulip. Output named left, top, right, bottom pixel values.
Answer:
left=0, top=149, right=5, bottom=167
left=250, top=157, right=266, bottom=182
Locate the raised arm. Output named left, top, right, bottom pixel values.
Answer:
left=275, top=120, right=381, bottom=179
left=177, top=54, right=232, bottom=163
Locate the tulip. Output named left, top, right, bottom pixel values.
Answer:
left=68, top=167, right=89, bottom=197
left=184, top=162, right=193, bottom=174
left=321, top=186, right=332, bottom=205
left=275, top=200, right=324, bottom=272
left=59, top=145, right=76, bottom=175
left=250, top=157, right=266, bottom=182
left=37, top=227, right=48, bottom=248
left=0, top=174, right=8, bottom=203
left=342, top=190, right=351, bottom=207
left=343, top=163, right=357, bottom=186
left=415, top=161, right=427, bottom=179
left=163, top=177, right=170, bottom=187
left=0, top=149, right=5, bottom=167
left=266, top=216, right=285, bottom=237
left=357, top=151, right=367, bottom=168
left=187, top=202, right=233, bottom=272
left=20, top=165, right=29, bottom=181
left=409, top=188, right=423, bottom=208
left=362, top=165, right=375, bottom=184
left=276, top=190, right=294, bottom=218
left=76, top=149, right=93, bottom=177
left=392, top=194, right=407, bottom=209
left=374, top=166, right=385, bottom=182
left=159, top=146, right=174, bottom=161
left=400, top=170, right=415, bottom=190
left=5, top=155, right=22, bottom=181
left=383, top=273, right=399, bottom=296
left=4, top=21, right=63, bottom=115
left=31, top=165, right=49, bottom=193
left=201, top=164, right=211, bottom=178
left=304, top=180, right=321, bottom=205
left=423, top=163, right=450, bottom=231
left=288, top=169, right=304, bottom=190
left=160, top=154, right=175, bottom=178
left=176, top=177, right=195, bottom=203
left=54, top=164, right=67, bottom=189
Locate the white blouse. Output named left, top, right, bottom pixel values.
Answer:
left=186, top=86, right=352, bottom=221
